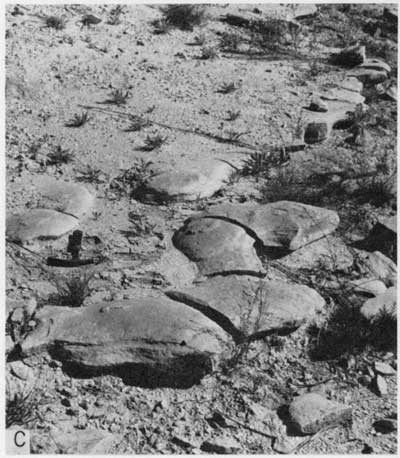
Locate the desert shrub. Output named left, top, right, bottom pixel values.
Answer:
left=65, top=111, right=90, bottom=127
left=109, top=159, right=158, bottom=196
left=219, top=31, right=242, bottom=51
left=162, top=4, right=207, bottom=31
left=45, top=15, right=67, bottom=30
left=47, top=145, right=74, bottom=166
left=142, top=133, right=168, bottom=151
left=54, top=271, right=94, bottom=307
left=105, top=89, right=131, bottom=106
left=200, top=45, right=218, bottom=60
left=6, top=381, right=39, bottom=428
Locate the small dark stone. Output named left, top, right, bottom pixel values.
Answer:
left=373, top=418, right=397, bottom=434
left=304, top=122, right=329, bottom=144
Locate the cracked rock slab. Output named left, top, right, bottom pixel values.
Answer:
left=20, top=298, right=230, bottom=386
left=166, top=275, right=325, bottom=341
left=288, top=393, right=352, bottom=435
left=6, top=209, right=79, bottom=243
left=194, top=201, right=339, bottom=251
left=173, top=217, right=264, bottom=276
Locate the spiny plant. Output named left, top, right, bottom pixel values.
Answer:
left=109, top=159, right=158, bottom=196
left=124, top=115, right=151, bottom=132
left=6, top=382, right=39, bottom=428
left=45, top=15, right=67, bottom=30
left=47, top=145, right=74, bottom=166
left=142, top=133, right=168, bottom=151
left=239, top=150, right=285, bottom=179
left=218, top=81, right=239, bottom=94
left=76, top=165, right=107, bottom=184
left=65, top=111, right=90, bottom=127
left=200, top=45, right=218, bottom=60
left=162, top=4, right=207, bottom=31
left=108, top=5, right=124, bottom=25
left=105, top=89, right=131, bottom=106
left=225, top=109, right=241, bottom=121
left=54, top=271, right=94, bottom=307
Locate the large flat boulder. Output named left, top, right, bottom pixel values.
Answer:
left=173, top=217, right=264, bottom=276
left=166, top=275, right=325, bottom=341
left=6, top=209, right=79, bottom=243
left=34, top=178, right=95, bottom=218
left=194, top=201, right=339, bottom=251
left=20, top=298, right=230, bottom=387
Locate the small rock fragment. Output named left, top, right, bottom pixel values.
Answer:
left=374, top=361, right=396, bottom=376
left=288, top=393, right=352, bottom=435
left=375, top=375, right=388, bottom=396
left=201, top=436, right=241, bottom=454
left=308, top=96, right=328, bottom=112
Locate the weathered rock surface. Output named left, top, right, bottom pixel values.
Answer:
left=357, top=58, right=391, bottom=74
left=166, top=275, right=325, bottom=341
left=341, top=76, right=363, bottom=93
left=173, top=217, right=264, bottom=276
left=288, top=393, right=352, bottom=435
left=356, top=250, right=397, bottom=286
left=194, top=201, right=340, bottom=251
left=6, top=209, right=79, bottom=243
left=141, top=162, right=232, bottom=202
left=33, top=177, right=95, bottom=218
left=348, top=68, right=388, bottom=84
left=360, top=287, right=396, bottom=320
left=280, top=236, right=354, bottom=271
left=349, top=278, right=387, bottom=297
left=31, top=428, right=119, bottom=454
left=20, top=298, right=230, bottom=386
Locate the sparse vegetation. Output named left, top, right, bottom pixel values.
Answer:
left=65, top=111, right=90, bottom=127
left=219, top=31, right=242, bottom=51
left=54, top=271, right=94, bottom=307
left=125, top=115, right=152, bottom=132
left=76, top=165, right=107, bottom=184
left=108, top=5, right=124, bottom=25
left=45, top=15, right=67, bottom=30
left=47, top=145, right=74, bottom=166
left=109, top=159, right=158, bottom=196
left=161, top=4, right=207, bottom=31
left=142, top=133, right=168, bottom=151
left=217, top=81, right=239, bottom=94
left=200, top=45, right=218, bottom=60
left=105, top=89, right=131, bottom=106
left=225, top=109, right=241, bottom=121
left=6, top=382, right=39, bottom=428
